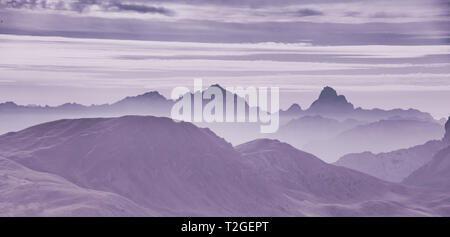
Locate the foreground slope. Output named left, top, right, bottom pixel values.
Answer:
left=403, top=146, right=450, bottom=190
left=403, top=121, right=450, bottom=190
left=0, top=116, right=291, bottom=216
left=335, top=140, right=447, bottom=182
left=236, top=139, right=449, bottom=216
left=0, top=156, right=151, bottom=216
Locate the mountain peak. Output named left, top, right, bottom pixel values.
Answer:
left=307, top=86, right=354, bottom=114
left=281, top=103, right=303, bottom=116
left=0, top=101, right=18, bottom=109
left=139, top=91, right=165, bottom=99
left=318, top=86, right=338, bottom=100
left=287, top=103, right=302, bottom=112
left=115, top=91, right=169, bottom=105
left=444, top=116, right=450, bottom=142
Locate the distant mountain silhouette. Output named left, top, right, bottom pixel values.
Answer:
left=303, top=86, right=434, bottom=122
left=335, top=140, right=447, bottom=182
left=112, top=91, right=173, bottom=115
left=0, top=101, right=20, bottom=111
left=272, top=115, right=364, bottom=148
left=402, top=117, right=450, bottom=189
left=0, top=86, right=439, bottom=150
left=280, top=104, right=303, bottom=117
left=118, top=91, right=167, bottom=103
left=182, top=84, right=254, bottom=121
left=307, top=86, right=354, bottom=114
left=334, top=117, right=450, bottom=182
left=1, top=116, right=449, bottom=216
left=0, top=90, right=174, bottom=134
left=303, top=119, right=444, bottom=162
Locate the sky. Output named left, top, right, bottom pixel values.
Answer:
left=0, top=0, right=449, bottom=118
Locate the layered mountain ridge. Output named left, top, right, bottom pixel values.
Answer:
left=0, top=86, right=436, bottom=135
left=1, top=116, right=449, bottom=216
left=335, top=117, right=450, bottom=182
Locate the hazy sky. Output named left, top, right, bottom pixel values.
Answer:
left=0, top=0, right=449, bottom=118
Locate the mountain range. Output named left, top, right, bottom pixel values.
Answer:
left=303, top=119, right=444, bottom=162
left=0, top=86, right=436, bottom=133
left=1, top=85, right=449, bottom=216
left=334, top=117, right=450, bottom=182
left=270, top=115, right=365, bottom=149
left=1, top=116, right=450, bottom=216
left=403, top=118, right=450, bottom=189
left=0, top=86, right=442, bottom=158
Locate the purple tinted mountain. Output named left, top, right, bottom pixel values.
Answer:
left=2, top=116, right=449, bottom=216
left=0, top=86, right=436, bottom=137
left=335, top=140, right=447, bottom=182
left=0, top=102, right=20, bottom=111
left=0, top=116, right=292, bottom=216
left=272, top=115, right=364, bottom=148
left=236, top=139, right=391, bottom=202
left=182, top=84, right=249, bottom=116
left=280, top=104, right=303, bottom=117
left=236, top=139, right=450, bottom=216
left=0, top=91, right=175, bottom=134
left=110, top=91, right=174, bottom=116
left=402, top=117, right=450, bottom=189
left=403, top=146, right=450, bottom=190
left=303, top=119, right=444, bottom=162
left=0, top=156, right=151, bottom=216
left=335, top=117, right=450, bottom=182
left=278, top=103, right=304, bottom=125
left=304, top=87, right=434, bottom=122
left=307, top=86, right=354, bottom=114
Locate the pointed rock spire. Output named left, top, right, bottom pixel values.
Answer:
left=307, top=86, right=354, bottom=114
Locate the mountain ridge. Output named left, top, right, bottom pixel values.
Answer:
left=1, top=116, right=448, bottom=216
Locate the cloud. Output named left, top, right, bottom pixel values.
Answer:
left=1, top=0, right=175, bottom=16
left=295, top=8, right=324, bottom=17
left=109, top=3, right=174, bottom=16
left=370, top=12, right=407, bottom=18
left=70, top=0, right=100, bottom=12
left=3, top=0, right=41, bottom=9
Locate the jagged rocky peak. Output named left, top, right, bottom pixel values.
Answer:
left=318, top=86, right=338, bottom=99
left=444, top=116, right=450, bottom=142
left=308, top=86, right=354, bottom=114
left=317, top=86, right=349, bottom=103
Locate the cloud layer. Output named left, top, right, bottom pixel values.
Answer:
left=0, top=34, right=449, bottom=117
left=0, top=0, right=448, bottom=45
